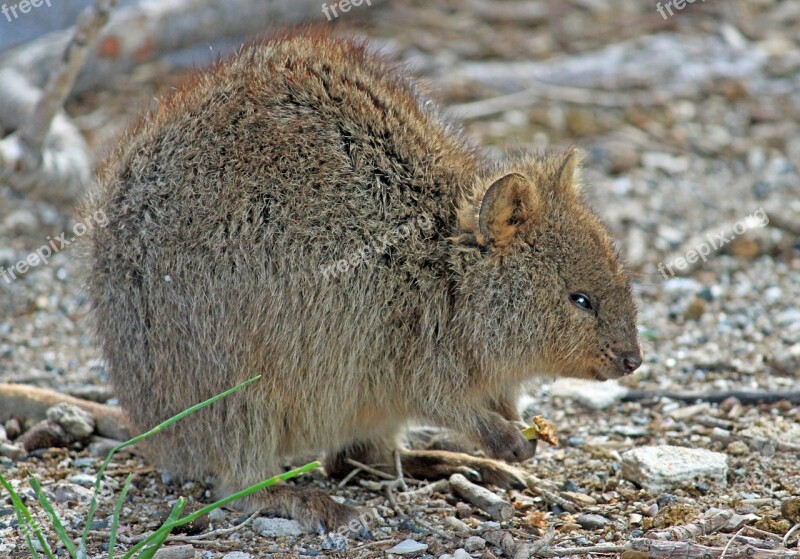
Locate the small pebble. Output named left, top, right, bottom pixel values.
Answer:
left=575, top=514, right=609, bottom=530
left=322, top=533, right=348, bottom=552
left=782, top=497, right=800, bottom=524
left=87, top=436, right=122, bottom=457
left=51, top=483, right=92, bottom=503
left=567, top=436, right=585, bottom=447
left=455, top=502, right=472, bottom=519
left=657, top=494, right=677, bottom=508
left=560, top=480, right=579, bottom=492
left=73, top=457, right=97, bottom=468
left=208, top=509, right=227, bottom=523
left=726, top=441, right=750, bottom=455
left=67, top=473, right=98, bottom=488
left=222, top=553, right=252, bottom=559
left=152, top=545, right=196, bottom=559
left=561, top=491, right=597, bottom=506
left=439, top=550, right=471, bottom=559
left=641, top=503, right=659, bottom=517
left=442, top=516, right=471, bottom=535
left=464, top=536, right=486, bottom=551
left=0, top=442, right=25, bottom=460
left=19, top=421, right=72, bottom=452
left=4, top=418, right=21, bottom=439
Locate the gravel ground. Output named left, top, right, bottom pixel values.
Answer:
left=1, top=1, right=799, bottom=558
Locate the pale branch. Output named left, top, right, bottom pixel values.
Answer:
left=0, top=383, right=130, bottom=440
left=622, top=390, right=800, bottom=406
left=0, top=0, right=382, bottom=95
left=629, top=538, right=800, bottom=558
left=17, top=0, right=119, bottom=162
left=646, top=508, right=733, bottom=541
left=450, top=473, right=514, bottom=522
left=0, top=0, right=382, bottom=201
left=0, top=68, right=91, bottom=202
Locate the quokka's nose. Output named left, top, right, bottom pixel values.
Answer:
left=619, top=352, right=642, bottom=375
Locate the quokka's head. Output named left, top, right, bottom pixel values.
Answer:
left=453, top=148, right=641, bottom=381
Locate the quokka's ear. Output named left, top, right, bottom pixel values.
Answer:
left=554, top=147, right=584, bottom=197
left=478, top=173, right=537, bottom=248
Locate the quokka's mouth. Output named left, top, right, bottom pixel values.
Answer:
left=589, top=368, right=613, bottom=382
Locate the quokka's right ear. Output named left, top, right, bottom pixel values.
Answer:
left=477, top=173, right=538, bottom=248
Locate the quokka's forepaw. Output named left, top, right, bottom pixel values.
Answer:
left=469, top=458, right=529, bottom=490
left=478, top=413, right=538, bottom=464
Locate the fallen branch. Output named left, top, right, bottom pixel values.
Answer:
left=0, top=0, right=119, bottom=200
left=522, top=473, right=577, bottom=513
left=646, top=508, right=733, bottom=541
left=0, top=0, right=381, bottom=95
left=623, top=390, right=800, bottom=406
left=450, top=473, right=514, bottom=522
left=0, top=0, right=382, bottom=202
left=168, top=510, right=259, bottom=542
left=0, top=383, right=130, bottom=440
left=17, top=0, right=118, bottom=166
left=630, top=538, right=800, bottom=558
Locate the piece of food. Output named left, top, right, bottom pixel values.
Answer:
left=521, top=415, right=559, bottom=446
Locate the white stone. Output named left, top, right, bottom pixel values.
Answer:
left=252, top=517, right=304, bottom=537
left=439, top=550, right=471, bottom=559
left=208, top=508, right=227, bottom=522
left=385, top=539, right=428, bottom=554
left=549, top=378, right=628, bottom=410
left=0, top=442, right=25, bottom=459
left=662, top=278, right=701, bottom=295
left=464, top=535, right=486, bottom=551
left=47, top=403, right=95, bottom=438
left=67, top=473, right=98, bottom=488
left=442, top=516, right=471, bottom=535
left=221, top=553, right=251, bottom=559
left=621, top=445, right=728, bottom=493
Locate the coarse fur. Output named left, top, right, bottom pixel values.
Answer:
left=81, top=31, right=641, bottom=530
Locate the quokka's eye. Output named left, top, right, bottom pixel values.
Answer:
left=569, top=292, right=594, bottom=313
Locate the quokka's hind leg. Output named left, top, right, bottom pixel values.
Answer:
left=324, top=438, right=396, bottom=479
left=399, top=449, right=529, bottom=489
left=220, top=483, right=364, bottom=535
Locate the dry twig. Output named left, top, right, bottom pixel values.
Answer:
left=646, top=508, right=733, bottom=541
left=630, top=538, right=800, bottom=558
left=450, top=473, right=514, bottom=522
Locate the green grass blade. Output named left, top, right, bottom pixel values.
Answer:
left=121, top=460, right=320, bottom=559
left=79, top=375, right=262, bottom=554
left=108, top=473, right=134, bottom=559
left=134, top=497, right=186, bottom=559
left=29, top=476, right=78, bottom=559
left=10, top=496, right=41, bottom=559
left=0, top=472, right=54, bottom=559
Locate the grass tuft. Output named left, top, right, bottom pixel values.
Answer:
left=0, top=375, right=321, bottom=558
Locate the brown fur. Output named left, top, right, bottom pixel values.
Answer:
left=80, top=32, right=640, bottom=531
